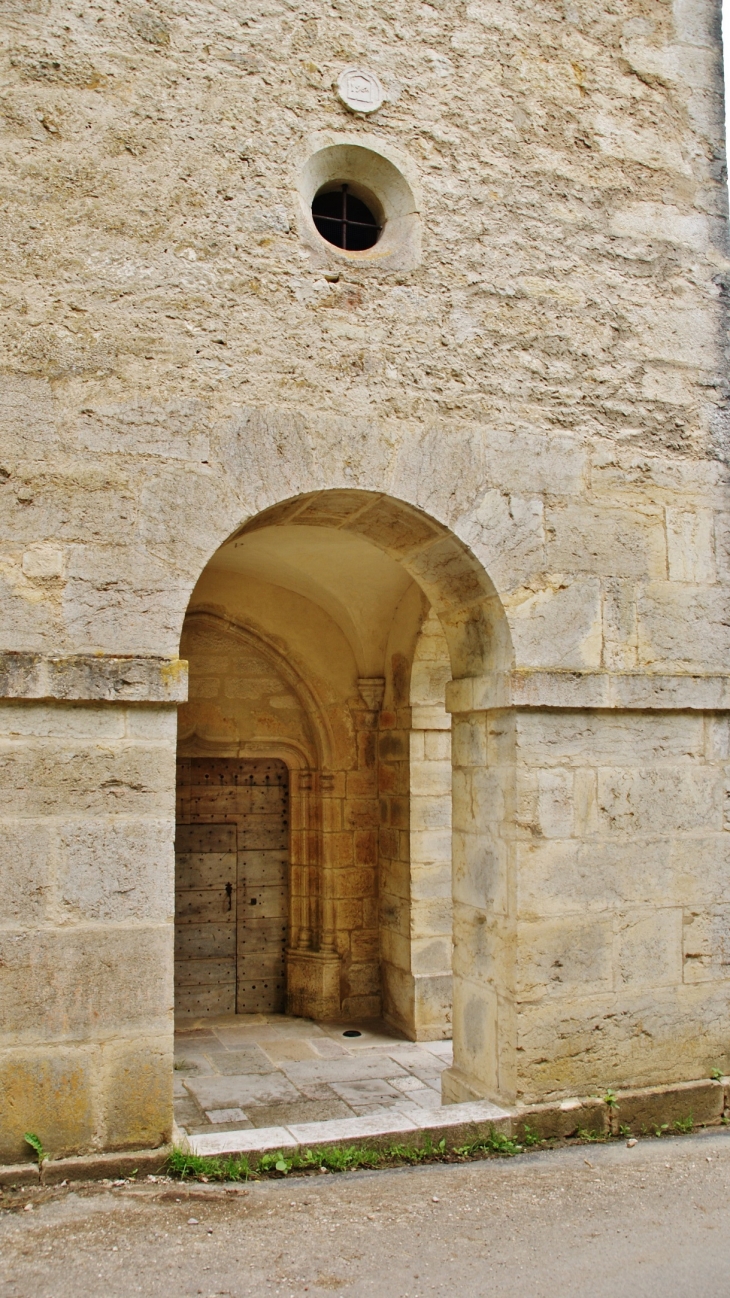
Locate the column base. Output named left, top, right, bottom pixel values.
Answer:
left=286, top=949, right=341, bottom=1021
left=441, top=1066, right=493, bottom=1106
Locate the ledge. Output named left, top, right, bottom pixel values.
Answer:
left=0, top=653, right=188, bottom=703
left=445, top=671, right=730, bottom=714
left=1, top=1078, right=726, bottom=1184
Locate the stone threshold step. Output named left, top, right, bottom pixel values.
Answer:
left=185, top=1101, right=512, bottom=1158
left=184, top=1076, right=730, bottom=1159
left=2, top=1077, right=726, bottom=1187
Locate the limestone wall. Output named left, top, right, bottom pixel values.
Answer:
left=0, top=700, right=175, bottom=1164
left=1, top=0, right=729, bottom=1153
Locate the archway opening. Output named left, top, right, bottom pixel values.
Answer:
left=173, top=490, right=513, bottom=1137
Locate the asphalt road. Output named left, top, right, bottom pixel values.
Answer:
left=1, top=1129, right=729, bottom=1297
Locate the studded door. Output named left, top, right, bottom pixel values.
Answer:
left=175, top=758, right=289, bottom=1015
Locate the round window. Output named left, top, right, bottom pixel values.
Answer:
left=311, top=183, right=381, bottom=252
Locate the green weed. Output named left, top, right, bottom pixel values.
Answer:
left=577, top=1128, right=608, bottom=1144
left=618, top=1124, right=632, bottom=1139
left=603, top=1090, right=617, bottom=1109
left=167, top=1128, right=519, bottom=1183
left=23, top=1132, right=44, bottom=1166
left=710, top=1069, right=723, bottom=1082
left=673, top=1115, right=693, bottom=1134
left=455, top=1128, right=523, bottom=1159
left=520, top=1123, right=542, bottom=1148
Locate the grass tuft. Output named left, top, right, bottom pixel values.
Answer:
left=166, top=1127, right=523, bottom=1182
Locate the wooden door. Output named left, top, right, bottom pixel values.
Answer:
left=174, top=823, right=237, bottom=1016
left=175, top=758, right=289, bottom=1016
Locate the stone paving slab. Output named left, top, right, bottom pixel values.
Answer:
left=279, top=1056, right=410, bottom=1085
left=185, top=1099, right=512, bottom=1158
left=285, top=1111, right=417, bottom=1147
left=188, top=1126, right=297, bottom=1157
left=185, top=1072, right=301, bottom=1112
left=175, top=1013, right=454, bottom=1136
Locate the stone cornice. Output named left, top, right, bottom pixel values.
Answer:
left=445, top=671, right=730, bottom=713
left=0, top=653, right=188, bottom=703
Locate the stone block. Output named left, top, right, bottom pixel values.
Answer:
left=516, top=916, right=613, bottom=999
left=514, top=709, right=705, bottom=768
left=333, top=866, right=376, bottom=899
left=613, top=1080, right=724, bottom=1134
left=333, top=898, right=363, bottom=931
left=56, top=819, right=173, bottom=923
left=408, top=1099, right=512, bottom=1144
left=0, top=1049, right=96, bottom=1164
left=411, top=937, right=452, bottom=976
left=682, top=907, right=730, bottom=982
left=671, top=836, right=730, bottom=908
left=288, top=1111, right=416, bottom=1149
left=516, top=837, right=676, bottom=917
left=101, top=1043, right=173, bottom=1150
left=424, top=731, right=451, bottom=761
left=410, top=828, right=453, bottom=868
left=451, top=716, right=488, bottom=767
left=617, top=909, right=683, bottom=988
left=345, top=961, right=381, bottom=997
left=327, top=833, right=354, bottom=866
left=410, top=861, right=452, bottom=902
left=545, top=503, right=666, bottom=578
left=341, top=994, right=381, bottom=1020
left=380, top=924, right=411, bottom=970
left=0, top=927, right=172, bottom=1043
left=448, top=978, right=500, bottom=1100
left=354, top=829, right=377, bottom=864
left=189, top=1127, right=297, bottom=1158
left=411, top=899, right=452, bottom=944
left=666, top=508, right=716, bottom=583
left=321, top=798, right=343, bottom=832
left=638, top=583, right=730, bottom=673
left=452, top=829, right=509, bottom=913
left=0, top=702, right=125, bottom=740
left=0, top=740, right=175, bottom=817
left=536, top=768, right=574, bottom=838
left=513, top=1098, right=608, bottom=1142
left=410, top=760, right=452, bottom=797
left=0, top=821, right=53, bottom=924
left=505, top=575, right=602, bottom=671
left=0, top=1163, right=40, bottom=1186
left=346, top=769, right=378, bottom=798
left=286, top=950, right=341, bottom=1021
left=412, top=971, right=452, bottom=1033
left=597, top=766, right=722, bottom=835
left=124, top=705, right=179, bottom=740
left=410, top=792, right=451, bottom=830
left=517, top=983, right=730, bottom=1099
left=41, top=1146, right=171, bottom=1184
left=62, top=544, right=189, bottom=658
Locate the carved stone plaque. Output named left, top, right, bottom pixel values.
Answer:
left=336, top=66, right=385, bottom=115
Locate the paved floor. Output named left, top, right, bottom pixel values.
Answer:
left=174, top=1014, right=452, bottom=1136
left=2, top=1130, right=729, bottom=1296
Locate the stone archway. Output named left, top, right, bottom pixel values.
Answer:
left=176, top=489, right=515, bottom=1105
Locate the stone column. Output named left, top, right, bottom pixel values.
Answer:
left=0, top=653, right=186, bottom=1165
left=442, top=670, right=730, bottom=1108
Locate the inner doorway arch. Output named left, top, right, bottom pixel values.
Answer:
left=176, top=489, right=515, bottom=1105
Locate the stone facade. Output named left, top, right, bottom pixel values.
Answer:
left=1, top=0, right=729, bottom=1161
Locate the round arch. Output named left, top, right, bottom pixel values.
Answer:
left=176, top=488, right=516, bottom=1105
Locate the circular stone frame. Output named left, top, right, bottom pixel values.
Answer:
left=297, top=134, right=421, bottom=272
